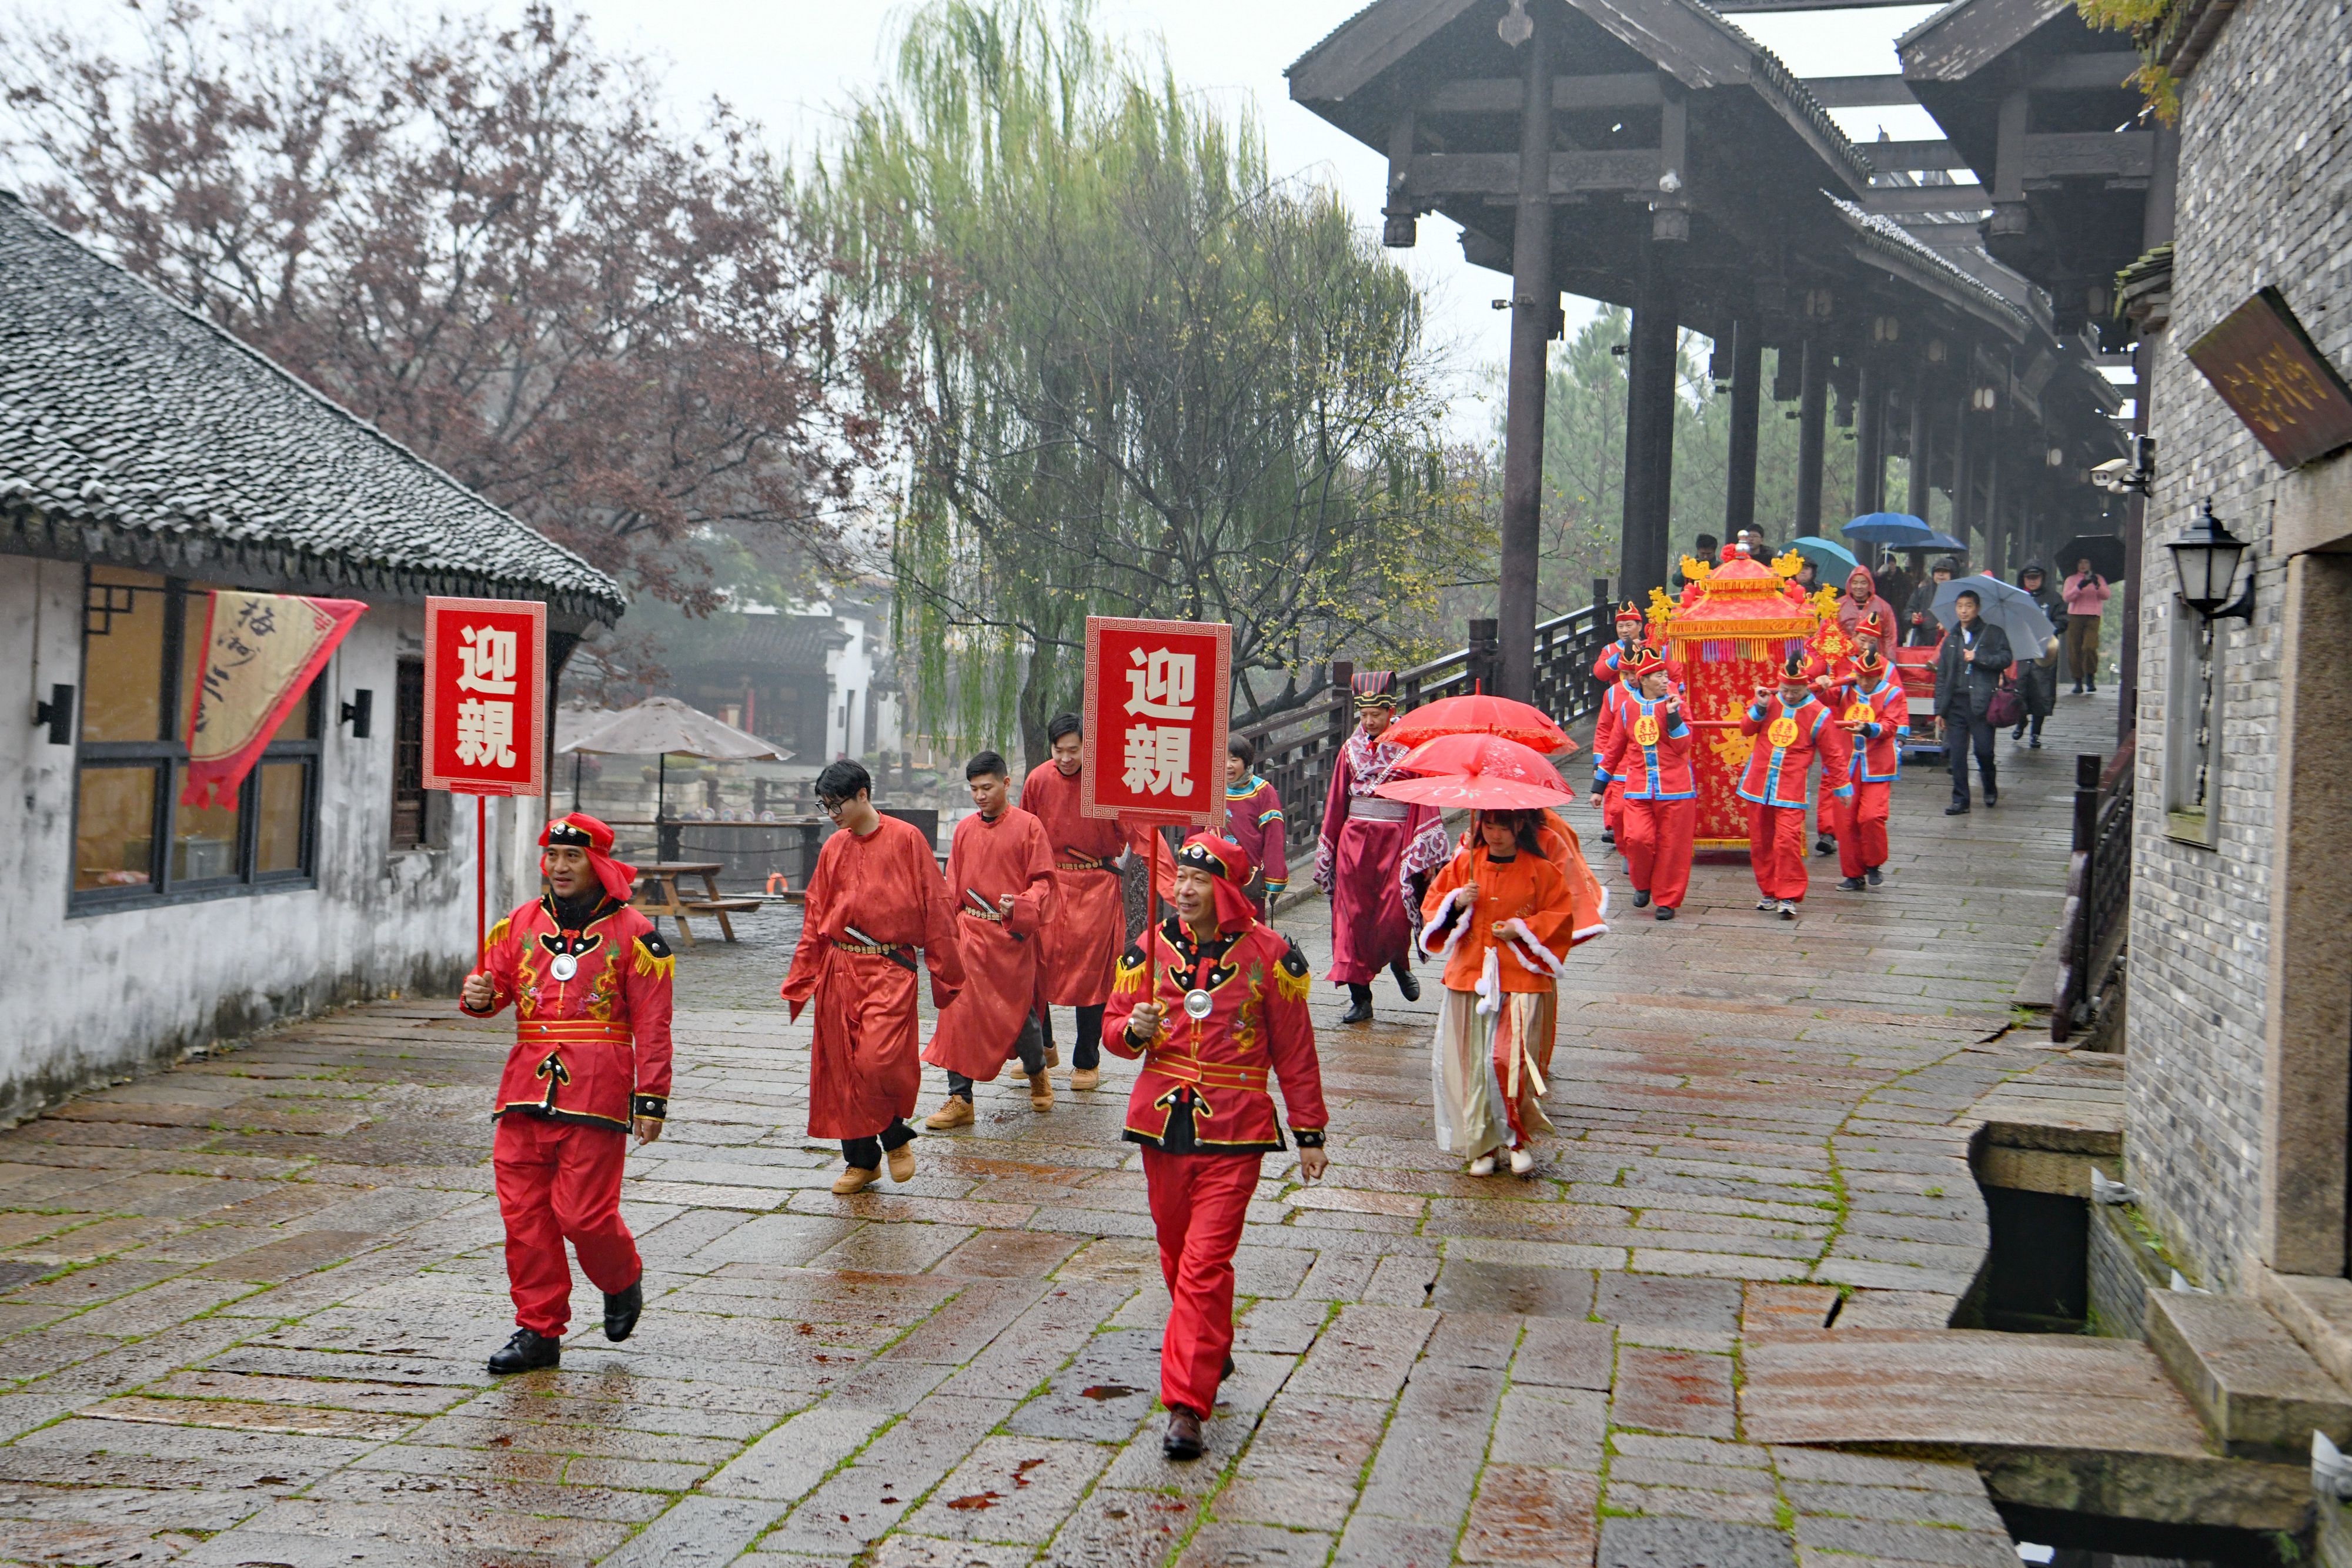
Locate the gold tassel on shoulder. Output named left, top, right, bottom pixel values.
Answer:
left=633, top=937, right=676, bottom=982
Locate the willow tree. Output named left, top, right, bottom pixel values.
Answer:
left=812, top=1, right=1488, bottom=760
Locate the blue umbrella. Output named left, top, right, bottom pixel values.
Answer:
left=1787, top=536, right=1859, bottom=577
left=1839, top=512, right=1933, bottom=546
left=1932, top=574, right=2057, bottom=658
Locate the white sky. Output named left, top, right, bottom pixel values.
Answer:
left=28, top=0, right=1947, bottom=435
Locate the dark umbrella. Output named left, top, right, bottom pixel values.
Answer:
left=2054, top=535, right=2127, bottom=583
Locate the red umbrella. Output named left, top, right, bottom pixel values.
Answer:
left=1374, top=734, right=1575, bottom=810
left=1384, top=693, right=1573, bottom=754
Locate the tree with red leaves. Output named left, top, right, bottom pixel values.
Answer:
left=1, top=1, right=919, bottom=611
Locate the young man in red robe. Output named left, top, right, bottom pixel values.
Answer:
left=1023, top=714, right=1128, bottom=1091
left=924, top=751, right=1057, bottom=1125
left=1601, top=651, right=1698, bottom=921
left=782, top=760, right=967, bottom=1195
left=461, top=812, right=671, bottom=1375
left=1738, top=651, right=1853, bottom=920
left=1105, top=834, right=1328, bottom=1460
left=1314, top=671, right=1448, bottom=1024
left=1835, top=631, right=1910, bottom=892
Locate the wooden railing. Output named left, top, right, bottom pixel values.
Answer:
left=2053, top=738, right=2134, bottom=1042
left=1234, top=580, right=1621, bottom=862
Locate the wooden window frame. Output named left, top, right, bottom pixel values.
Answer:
left=69, top=567, right=325, bottom=914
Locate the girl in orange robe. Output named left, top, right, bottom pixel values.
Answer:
left=1418, top=810, right=1606, bottom=1175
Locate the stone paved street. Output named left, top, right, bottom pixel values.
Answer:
left=0, top=696, right=2120, bottom=1566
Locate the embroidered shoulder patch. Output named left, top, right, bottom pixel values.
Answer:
left=633, top=932, right=676, bottom=981
left=1275, top=939, right=1311, bottom=1004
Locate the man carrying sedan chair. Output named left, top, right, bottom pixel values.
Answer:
left=1599, top=650, right=1697, bottom=921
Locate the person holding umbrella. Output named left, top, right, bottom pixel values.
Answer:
left=2063, top=556, right=2113, bottom=693
left=2013, top=564, right=2067, bottom=748
left=1933, top=590, right=2014, bottom=813
left=1314, top=673, right=1447, bottom=1024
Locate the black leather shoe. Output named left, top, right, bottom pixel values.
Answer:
left=1984, top=790, right=1998, bottom=808
left=1163, top=1406, right=1204, bottom=1460
left=2030, top=737, right=2043, bottom=750
left=1655, top=906, right=1675, bottom=921
left=1836, top=877, right=1866, bottom=891
left=1866, top=867, right=1883, bottom=886
left=1632, top=890, right=1651, bottom=908
left=1221, top=1354, right=1235, bottom=1379
left=1339, top=988, right=1374, bottom=1025
left=488, top=1328, right=560, bottom=1375
left=1599, top=829, right=1615, bottom=845
left=1945, top=803, right=1969, bottom=815
left=1391, top=962, right=1421, bottom=1004
left=603, top=1278, right=643, bottom=1342
left=1813, top=836, right=1836, bottom=857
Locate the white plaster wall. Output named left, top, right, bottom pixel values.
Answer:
left=0, top=567, right=541, bottom=1122
left=825, top=611, right=876, bottom=761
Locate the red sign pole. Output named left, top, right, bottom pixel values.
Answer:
left=423, top=597, right=549, bottom=965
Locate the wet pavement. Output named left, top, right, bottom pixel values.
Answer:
left=0, top=696, right=2120, bottom=1565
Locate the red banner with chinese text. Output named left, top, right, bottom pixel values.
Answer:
left=422, top=597, right=547, bottom=798
left=1078, top=616, right=1231, bottom=831
left=181, top=591, right=366, bottom=808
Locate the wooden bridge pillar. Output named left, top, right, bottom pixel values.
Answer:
left=1495, top=17, right=1553, bottom=703
left=1620, top=242, right=1680, bottom=599
left=1795, top=336, right=1828, bottom=538
left=1725, top=319, right=1762, bottom=546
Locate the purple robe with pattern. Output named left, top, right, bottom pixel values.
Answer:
left=1314, top=729, right=1449, bottom=985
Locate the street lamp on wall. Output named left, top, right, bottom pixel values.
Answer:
left=2166, top=501, right=2255, bottom=623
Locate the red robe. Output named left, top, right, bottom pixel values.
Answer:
left=1314, top=729, right=1448, bottom=984
left=781, top=815, right=968, bottom=1139
left=1021, top=761, right=1128, bottom=1007
left=467, top=895, right=674, bottom=1129
left=923, top=807, right=1054, bottom=1082
left=1223, top=775, right=1289, bottom=911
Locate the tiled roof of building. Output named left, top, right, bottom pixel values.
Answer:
left=0, top=190, right=624, bottom=620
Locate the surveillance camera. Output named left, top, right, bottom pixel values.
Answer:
left=2090, top=457, right=2130, bottom=493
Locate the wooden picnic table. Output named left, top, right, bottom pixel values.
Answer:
left=630, top=861, right=760, bottom=946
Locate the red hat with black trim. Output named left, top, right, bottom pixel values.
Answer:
left=540, top=811, right=638, bottom=905
left=1853, top=612, right=1891, bottom=644
left=1174, top=833, right=1259, bottom=932
left=1629, top=648, right=1670, bottom=682
left=1614, top=600, right=1645, bottom=628
left=1781, top=649, right=1827, bottom=686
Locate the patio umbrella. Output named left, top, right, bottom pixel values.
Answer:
left=1839, top=513, right=1935, bottom=546
left=1375, top=734, right=1575, bottom=811
left=2054, top=534, right=2127, bottom=582
left=1384, top=693, right=1573, bottom=754
left=1787, top=536, right=1860, bottom=577
left=562, top=696, right=789, bottom=855
left=1931, top=575, right=2059, bottom=658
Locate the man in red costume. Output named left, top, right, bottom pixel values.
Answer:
left=1314, top=671, right=1448, bottom=1024
left=782, top=760, right=967, bottom=1195
left=1738, top=651, right=1853, bottom=920
left=1023, top=713, right=1127, bottom=1090
left=1835, top=633, right=1910, bottom=892
left=1601, top=651, right=1698, bottom=921
left=924, top=751, right=1056, bottom=1125
left=1105, top=834, right=1328, bottom=1461
left=461, top=811, right=671, bottom=1375
left=1587, top=603, right=1647, bottom=848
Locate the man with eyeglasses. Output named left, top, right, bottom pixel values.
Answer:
left=781, top=760, right=967, bottom=1194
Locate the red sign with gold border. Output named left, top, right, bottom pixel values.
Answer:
left=422, top=596, right=547, bottom=798
left=1078, top=616, right=1231, bottom=829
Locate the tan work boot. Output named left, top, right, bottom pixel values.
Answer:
left=887, top=1143, right=916, bottom=1183
left=1028, top=1070, right=1055, bottom=1112
left=924, top=1097, right=974, bottom=1131
left=831, top=1164, right=881, bottom=1196
left=1070, top=1066, right=1101, bottom=1091
left=1045, top=1045, right=1061, bottom=1069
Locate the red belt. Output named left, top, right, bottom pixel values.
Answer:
left=1144, top=1051, right=1268, bottom=1093
left=517, top=1019, right=632, bottom=1046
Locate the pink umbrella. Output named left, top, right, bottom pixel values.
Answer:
left=1385, top=693, right=1574, bottom=754
left=1373, top=734, right=1574, bottom=811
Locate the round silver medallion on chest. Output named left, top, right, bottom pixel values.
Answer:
left=1182, top=988, right=1214, bottom=1019
left=550, top=953, right=579, bottom=982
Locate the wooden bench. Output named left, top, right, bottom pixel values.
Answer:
left=684, top=897, right=762, bottom=941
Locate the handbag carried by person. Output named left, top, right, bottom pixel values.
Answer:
left=1986, top=680, right=2024, bottom=730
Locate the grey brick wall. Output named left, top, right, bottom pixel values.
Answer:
left=2124, top=0, right=2352, bottom=1289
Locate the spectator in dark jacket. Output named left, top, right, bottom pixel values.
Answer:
left=1935, top=589, right=2013, bottom=813
left=1903, top=557, right=1961, bottom=646
left=2012, top=564, right=2066, bottom=748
